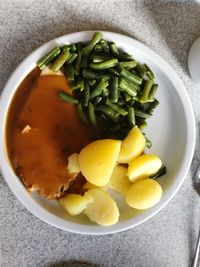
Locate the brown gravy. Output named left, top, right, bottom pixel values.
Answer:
left=6, top=68, right=94, bottom=198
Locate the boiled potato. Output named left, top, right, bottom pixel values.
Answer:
left=118, top=126, right=145, bottom=163
left=68, top=153, right=81, bottom=174
left=84, top=189, right=119, bottom=226
left=125, top=178, right=162, bottom=209
left=83, top=182, right=105, bottom=191
left=78, top=139, right=122, bottom=186
left=59, top=193, right=92, bottom=216
left=128, top=154, right=162, bottom=183
left=109, top=165, right=131, bottom=196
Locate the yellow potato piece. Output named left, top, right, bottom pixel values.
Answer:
left=125, top=178, right=162, bottom=209
left=84, top=189, right=120, bottom=226
left=59, top=194, right=92, bottom=216
left=118, top=126, right=145, bottom=163
left=128, top=154, right=162, bottom=183
left=78, top=139, right=121, bottom=186
left=83, top=182, right=105, bottom=191
left=109, top=165, right=131, bottom=196
left=68, top=153, right=81, bottom=174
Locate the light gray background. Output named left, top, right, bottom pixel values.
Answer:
left=0, top=1, right=200, bottom=267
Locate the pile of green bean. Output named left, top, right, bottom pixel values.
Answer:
left=37, top=32, right=159, bottom=147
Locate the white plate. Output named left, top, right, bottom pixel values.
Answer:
left=0, top=31, right=196, bottom=235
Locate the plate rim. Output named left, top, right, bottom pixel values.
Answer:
left=0, top=30, right=196, bottom=235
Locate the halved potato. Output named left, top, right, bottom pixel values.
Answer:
left=68, top=153, right=81, bottom=174
left=128, top=154, right=162, bottom=183
left=83, top=182, right=105, bottom=191
left=125, top=178, right=162, bottom=209
left=59, top=193, right=92, bottom=216
left=118, top=126, right=145, bottom=163
left=109, top=165, right=131, bottom=196
left=78, top=139, right=121, bottom=186
left=84, top=189, right=119, bottom=226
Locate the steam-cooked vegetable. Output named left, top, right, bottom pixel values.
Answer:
left=125, top=179, right=162, bottom=209
left=78, top=139, right=121, bottom=186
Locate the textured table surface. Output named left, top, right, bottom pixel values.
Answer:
left=1, top=1, right=200, bottom=267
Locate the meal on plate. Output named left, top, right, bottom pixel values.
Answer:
left=6, top=32, right=166, bottom=225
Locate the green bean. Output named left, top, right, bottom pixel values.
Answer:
left=139, top=121, right=147, bottom=130
left=128, top=107, right=135, bottom=126
left=91, top=54, right=111, bottom=63
left=119, top=66, right=142, bottom=85
left=108, top=68, right=120, bottom=76
left=102, top=43, right=110, bottom=53
left=109, top=76, right=118, bottom=103
left=82, top=69, right=110, bottom=80
left=77, top=42, right=83, bottom=51
left=90, top=79, right=109, bottom=99
left=62, top=44, right=77, bottom=52
left=72, top=77, right=84, bottom=91
left=140, top=80, right=154, bottom=103
left=65, top=64, right=75, bottom=81
left=74, top=52, right=82, bottom=73
left=119, top=77, right=137, bottom=97
left=145, top=137, right=152, bottom=148
left=66, top=53, right=77, bottom=64
left=110, top=43, right=119, bottom=56
left=80, top=55, right=88, bottom=68
left=88, top=79, right=97, bottom=87
left=37, top=46, right=61, bottom=70
left=123, top=93, right=132, bottom=102
left=118, top=53, right=134, bottom=61
left=88, top=102, right=97, bottom=126
left=110, top=124, right=121, bottom=132
left=143, top=64, right=155, bottom=80
left=150, top=166, right=167, bottom=179
left=148, top=99, right=159, bottom=114
left=59, top=91, right=78, bottom=104
left=148, top=84, right=158, bottom=101
left=102, top=88, right=109, bottom=97
left=100, top=39, right=107, bottom=45
left=94, top=44, right=102, bottom=52
left=82, top=32, right=103, bottom=56
left=117, top=99, right=126, bottom=106
left=105, top=99, right=128, bottom=116
left=135, top=63, right=146, bottom=78
left=83, top=80, right=90, bottom=106
left=50, top=48, right=71, bottom=72
left=37, top=32, right=160, bottom=145
left=135, top=108, right=151, bottom=119
left=128, top=99, right=135, bottom=106
left=93, top=96, right=102, bottom=105
left=77, top=103, right=89, bottom=124
left=119, top=61, right=137, bottom=69
left=96, top=105, right=119, bottom=122
left=70, top=44, right=77, bottom=52
left=89, top=59, right=118, bottom=70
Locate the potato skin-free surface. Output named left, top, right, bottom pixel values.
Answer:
left=125, top=178, right=162, bottom=209
left=59, top=193, right=92, bottom=216
left=78, top=139, right=122, bottom=186
left=109, top=165, right=131, bottom=195
left=84, top=189, right=120, bottom=226
left=118, top=126, right=145, bottom=163
left=128, top=154, right=162, bottom=182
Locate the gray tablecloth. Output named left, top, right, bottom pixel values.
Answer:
left=1, top=1, right=200, bottom=266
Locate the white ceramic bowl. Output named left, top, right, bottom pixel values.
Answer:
left=0, top=31, right=196, bottom=235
